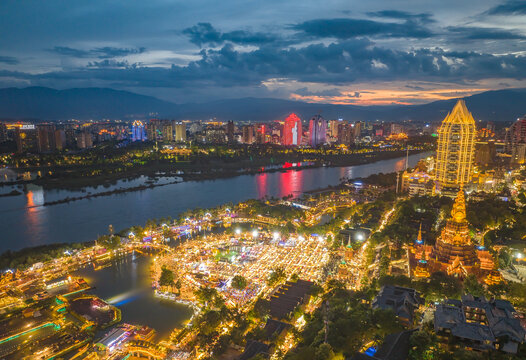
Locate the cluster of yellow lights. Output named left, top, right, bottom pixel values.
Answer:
left=385, top=132, right=408, bottom=141
left=435, top=100, right=476, bottom=189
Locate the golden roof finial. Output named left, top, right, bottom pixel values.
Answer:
left=451, top=188, right=466, bottom=222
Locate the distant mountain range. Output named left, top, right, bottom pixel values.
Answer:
left=0, top=86, right=525, bottom=123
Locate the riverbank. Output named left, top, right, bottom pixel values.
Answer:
left=0, top=189, right=21, bottom=197
left=1, top=147, right=431, bottom=191
left=4, top=149, right=428, bottom=207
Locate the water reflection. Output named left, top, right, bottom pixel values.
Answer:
left=256, top=172, right=267, bottom=199
left=24, top=187, right=47, bottom=247
left=394, top=158, right=407, bottom=172
left=279, top=169, right=303, bottom=198
left=73, top=254, right=193, bottom=338
left=0, top=152, right=432, bottom=251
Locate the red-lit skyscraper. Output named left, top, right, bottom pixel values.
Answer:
left=282, top=113, right=302, bottom=146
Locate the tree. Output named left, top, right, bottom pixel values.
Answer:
left=463, top=274, right=485, bottom=298
left=252, top=298, right=270, bottom=319
left=267, top=267, right=286, bottom=287
left=231, top=275, right=248, bottom=291
left=378, top=246, right=391, bottom=278
left=315, top=343, right=335, bottom=360
left=310, top=283, right=324, bottom=297
left=159, top=266, right=174, bottom=290
left=409, top=329, right=442, bottom=360
left=195, top=286, right=219, bottom=306
left=175, top=279, right=182, bottom=295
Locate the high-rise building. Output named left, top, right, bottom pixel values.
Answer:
left=256, top=124, right=268, bottom=144
left=54, top=129, right=66, bottom=150
left=511, top=143, right=526, bottom=165
left=242, top=125, right=255, bottom=144
left=161, top=121, right=174, bottom=142
left=390, top=123, right=404, bottom=135
left=435, top=100, right=476, bottom=194
left=226, top=121, right=235, bottom=143
left=505, top=116, right=526, bottom=148
left=308, top=115, right=327, bottom=147
left=77, top=131, right=93, bottom=149
left=205, top=127, right=226, bottom=143
left=337, top=123, right=354, bottom=145
left=14, top=124, right=38, bottom=153
left=505, top=116, right=526, bottom=164
left=64, top=125, right=77, bottom=147
left=0, top=123, right=7, bottom=143
left=147, top=119, right=161, bottom=141
left=174, top=122, right=186, bottom=142
left=328, top=120, right=341, bottom=139
left=131, top=120, right=146, bottom=141
left=352, top=122, right=362, bottom=139
left=282, top=113, right=302, bottom=146
left=36, top=124, right=57, bottom=152
left=474, top=141, right=496, bottom=166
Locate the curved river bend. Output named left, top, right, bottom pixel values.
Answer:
left=0, top=152, right=431, bottom=252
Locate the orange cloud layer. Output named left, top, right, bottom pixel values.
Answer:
left=290, top=88, right=489, bottom=106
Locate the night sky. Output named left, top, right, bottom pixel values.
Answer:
left=0, top=0, right=525, bottom=104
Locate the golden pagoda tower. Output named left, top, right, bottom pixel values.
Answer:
left=432, top=188, right=479, bottom=276
left=435, top=100, right=476, bottom=196
left=412, top=222, right=430, bottom=278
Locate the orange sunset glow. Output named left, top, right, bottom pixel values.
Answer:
left=290, top=88, right=489, bottom=106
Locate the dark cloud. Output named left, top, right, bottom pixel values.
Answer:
left=6, top=40, right=526, bottom=90
left=485, top=0, right=526, bottom=15
left=50, top=46, right=91, bottom=58
left=0, top=56, right=19, bottom=65
left=447, top=26, right=526, bottom=40
left=291, top=18, right=434, bottom=40
left=87, top=59, right=140, bottom=68
left=405, top=85, right=425, bottom=90
left=294, top=87, right=342, bottom=97
left=366, top=10, right=435, bottom=24
left=49, top=46, right=146, bottom=58
left=182, top=22, right=280, bottom=47
left=94, top=47, right=146, bottom=59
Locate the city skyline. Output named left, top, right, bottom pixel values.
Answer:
left=0, top=1, right=525, bottom=104
left=1, top=2, right=526, bottom=360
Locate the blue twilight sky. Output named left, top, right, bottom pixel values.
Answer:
left=0, top=0, right=525, bottom=104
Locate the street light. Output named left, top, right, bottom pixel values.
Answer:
left=356, top=233, right=364, bottom=241
left=235, top=228, right=241, bottom=235
left=273, top=232, right=280, bottom=240
left=252, top=230, right=258, bottom=238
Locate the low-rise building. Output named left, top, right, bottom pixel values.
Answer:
left=270, top=279, right=313, bottom=319
left=434, top=295, right=526, bottom=353
left=372, top=285, right=424, bottom=326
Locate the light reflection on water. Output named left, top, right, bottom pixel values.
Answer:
left=0, top=152, right=432, bottom=252
left=73, top=254, right=193, bottom=339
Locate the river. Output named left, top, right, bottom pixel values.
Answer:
left=0, top=152, right=432, bottom=252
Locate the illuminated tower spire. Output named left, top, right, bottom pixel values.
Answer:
left=451, top=188, right=467, bottom=223
left=435, top=100, right=476, bottom=195
left=415, top=222, right=423, bottom=245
